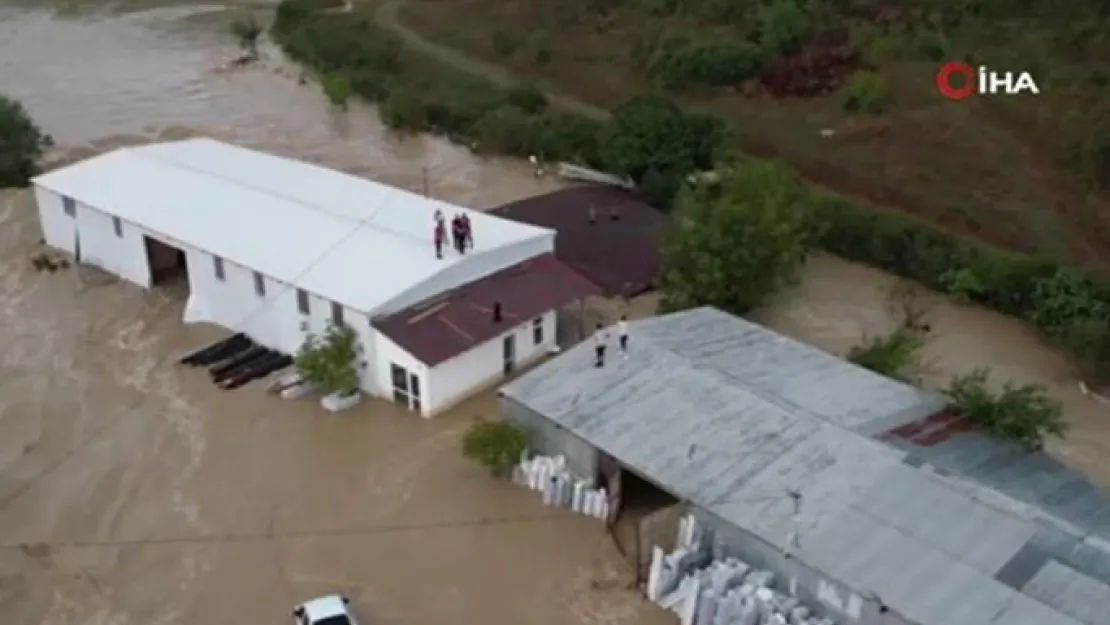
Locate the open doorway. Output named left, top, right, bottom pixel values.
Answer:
left=598, top=455, right=681, bottom=582
left=144, top=236, right=187, bottom=286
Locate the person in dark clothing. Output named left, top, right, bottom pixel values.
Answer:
left=460, top=213, right=473, bottom=249
left=593, top=323, right=608, bottom=368
left=617, top=315, right=629, bottom=357
left=433, top=220, right=446, bottom=259
left=451, top=215, right=465, bottom=254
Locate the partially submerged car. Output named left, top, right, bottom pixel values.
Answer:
left=292, top=595, right=358, bottom=625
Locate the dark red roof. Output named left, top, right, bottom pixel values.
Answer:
left=373, top=254, right=601, bottom=366
left=490, top=185, right=668, bottom=297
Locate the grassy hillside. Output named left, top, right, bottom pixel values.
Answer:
left=399, top=0, right=1110, bottom=262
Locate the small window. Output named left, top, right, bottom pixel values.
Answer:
left=532, top=316, right=544, bottom=345
left=331, top=301, right=344, bottom=325
left=390, top=364, right=408, bottom=391
left=112, top=216, right=123, bottom=237
left=253, top=272, right=265, bottom=296
left=213, top=256, right=225, bottom=281
left=62, top=196, right=76, bottom=217
left=297, top=289, right=310, bottom=315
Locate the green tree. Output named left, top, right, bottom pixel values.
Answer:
left=600, top=95, right=723, bottom=206
left=944, top=369, right=1066, bottom=451
left=461, top=420, right=528, bottom=477
left=756, top=0, right=810, bottom=57
left=295, top=322, right=360, bottom=395
left=0, top=94, right=52, bottom=188
left=659, top=161, right=817, bottom=314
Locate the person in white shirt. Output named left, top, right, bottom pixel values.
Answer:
left=617, top=315, right=629, bottom=357
left=592, top=323, right=608, bottom=368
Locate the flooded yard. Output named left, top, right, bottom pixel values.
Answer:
left=2, top=2, right=1109, bottom=624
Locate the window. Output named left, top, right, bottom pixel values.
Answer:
left=62, top=196, right=76, bottom=217
left=331, top=301, right=344, bottom=325
left=253, top=272, right=265, bottom=296
left=532, top=316, right=544, bottom=345
left=297, top=289, right=310, bottom=315
left=213, top=256, right=225, bottom=281
left=112, top=216, right=123, bottom=237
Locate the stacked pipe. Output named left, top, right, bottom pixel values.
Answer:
left=512, top=454, right=610, bottom=521
left=647, top=515, right=837, bottom=625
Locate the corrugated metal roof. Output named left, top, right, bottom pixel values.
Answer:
left=33, top=138, right=553, bottom=313
left=500, top=307, right=1110, bottom=625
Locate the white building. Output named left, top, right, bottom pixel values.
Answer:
left=32, top=138, right=599, bottom=416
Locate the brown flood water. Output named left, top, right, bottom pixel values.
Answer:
left=1, top=2, right=1109, bottom=624
left=0, top=3, right=662, bottom=625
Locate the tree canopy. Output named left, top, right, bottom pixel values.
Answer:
left=599, top=94, right=723, bottom=207
left=0, top=94, right=52, bottom=188
left=659, top=161, right=817, bottom=314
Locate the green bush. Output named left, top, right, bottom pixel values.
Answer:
left=0, top=94, right=52, bottom=188
left=847, top=326, right=926, bottom=382
left=462, top=420, right=528, bottom=475
left=756, top=0, right=810, bottom=57
left=295, top=322, right=360, bottom=395
left=944, top=369, right=1066, bottom=450
left=321, top=72, right=352, bottom=108
left=647, top=35, right=764, bottom=89
left=379, top=87, right=430, bottom=131
left=490, top=30, right=519, bottom=57
left=840, top=71, right=887, bottom=114
left=504, top=81, right=548, bottom=114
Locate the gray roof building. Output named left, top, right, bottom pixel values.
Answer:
left=500, top=307, right=1110, bottom=625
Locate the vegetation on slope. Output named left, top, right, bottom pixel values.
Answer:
left=271, top=0, right=1101, bottom=447
left=0, top=94, right=52, bottom=188
left=400, top=0, right=1110, bottom=262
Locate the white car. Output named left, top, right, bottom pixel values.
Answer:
left=292, top=595, right=358, bottom=625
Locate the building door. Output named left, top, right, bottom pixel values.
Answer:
left=408, top=373, right=422, bottom=413
left=390, top=363, right=423, bottom=413
left=503, top=335, right=516, bottom=375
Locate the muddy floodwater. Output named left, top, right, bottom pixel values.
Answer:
left=2, top=1, right=1110, bottom=624
left=0, top=3, right=658, bottom=625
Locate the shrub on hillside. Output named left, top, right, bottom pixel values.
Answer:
left=0, top=94, right=52, bottom=188
left=756, top=0, right=810, bottom=57
left=600, top=95, right=724, bottom=207
left=647, top=35, right=764, bottom=89
left=840, top=71, right=887, bottom=114
left=504, top=81, right=548, bottom=114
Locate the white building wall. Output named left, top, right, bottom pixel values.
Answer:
left=34, top=186, right=77, bottom=254
left=425, top=310, right=556, bottom=417
left=375, top=234, right=555, bottom=316
left=374, top=332, right=428, bottom=407
left=35, top=186, right=152, bottom=287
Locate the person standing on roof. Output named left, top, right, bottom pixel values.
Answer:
left=617, top=315, right=629, bottom=358
left=451, top=214, right=465, bottom=254
left=592, top=323, right=608, bottom=368
left=433, top=219, right=446, bottom=259
left=460, top=213, right=473, bottom=250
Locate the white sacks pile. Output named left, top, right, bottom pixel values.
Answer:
left=512, top=454, right=610, bottom=521
left=648, top=516, right=835, bottom=625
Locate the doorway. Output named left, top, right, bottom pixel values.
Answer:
left=502, top=335, right=516, bottom=375
left=144, top=236, right=187, bottom=286
left=390, top=363, right=423, bottom=412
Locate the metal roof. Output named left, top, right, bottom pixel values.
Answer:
left=500, top=307, right=1110, bottom=625
left=33, top=138, right=553, bottom=314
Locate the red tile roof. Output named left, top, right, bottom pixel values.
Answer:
left=373, top=254, right=601, bottom=366
left=490, top=185, right=668, bottom=297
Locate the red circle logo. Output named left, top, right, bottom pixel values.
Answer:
left=936, top=62, right=977, bottom=100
